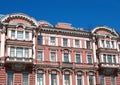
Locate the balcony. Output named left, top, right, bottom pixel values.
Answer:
left=98, top=62, right=119, bottom=75
left=96, top=48, right=118, bottom=54
left=6, top=39, right=33, bottom=47
left=5, top=56, right=33, bottom=72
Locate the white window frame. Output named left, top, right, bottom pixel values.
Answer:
left=63, top=74, right=71, bottom=85
left=22, top=73, right=29, bottom=85
left=49, top=37, right=56, bottom=46
left=75, top=53, right=82, bottom=63
left=62, top=53, right=71, bottom=62
left=36, top=73, right=45, bottom=85
left=37, top=50, right=44, bottom=61
left=87, top=75, right=96, bottom=85
left=74, top=39, right=81, bottom=48
left=100, top=75, right=106, bottom=85
left=7, top=72, right=14, bottom=85
left=87, top=54, right=92, bottom=64
left=50, top=51, right=57, bottom=62
left=76, top=75, right=84, bottom=85
left=49, top=74, right=59, bottom=85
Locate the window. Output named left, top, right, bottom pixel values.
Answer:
left=24, top=48, right=29, bottom=57
left=22, top=73, right=28, bottom=85
left=86, top=41, right=91, bottom=49
left=111, top=41, right=114, bottom=49
left=50, top=37, right=56, bottom=45
left=64, top=74, right=70, bottom=85
left=100, top=75, right=105, bottom=85
left=37, top=73, right=43, bottom=85
left=89, top=75, right=94, bottom=85
left=77, top=75, right=82, bottom=85
left=107, top=55, right=112, bottom=63
left=51, top=52, right=56, bottom=62
left=10, top=47, right=15, bottom=57
left=51, top=74, right=57, bottom=85
left=76, top=54, right=81, bottom=63
left=64, top=53, right=69, bottom=62
left=106, top=41, right=110, bottom=48
left=63, top=38, right=68, bottom=47
left=7, top=72, right=13, bottom=85
left=11, top=30, right=15, bottom=39
left=17, top=31, right=23, bottom=40
left=75, top=39, right=80, bottom=47
left=113, top=55, right=116, bottom=64
left=87, top=55, right=92, bottom=64
left=102, top=40, right=105, bottom=48
left=16, top=47, right=23, bottom=57
left=25, top=32, right=29, bottom=40
left=103, top=54, right=106, bottom=63
left=111, top=76, right=116, bottom=85
left=38, top=51, right=43, bottom=61
left=119, top=44, right=120, bottom=50
left=38, top=35, right=43, bottom=45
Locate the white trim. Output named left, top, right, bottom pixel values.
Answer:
left=50, top=51, right=57, bottom=62
left=1, top=33, right=5, bottom=57
left=37, top=50, right=44, bottom=61
left=75, top=53, right=82, bottom=63
left=75, top=75, right=84, bottom=85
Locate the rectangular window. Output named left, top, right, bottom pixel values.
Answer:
left=25, top=31, right=29, bottom=40
left=17, top=31, right=23, bottom=40
left=22, top=73, right=28, bottom=85
left=111, top=41, right=114, bottom=49
left=38, top=35, right=43, bottom=45
left=86, top=41, right=91, bottom=49
left=7, top=72, right=13, bottom=85
left=11, top=30, right=15, bottom=39
left=100, top=75, right=105, bottom=85
left=51, top=52, right=56, bottom=62
left=106, top=41, right=110, bottom=48
left=76, top=54, right=81, bottom=63
left=51, top=74, right=57, bottom=85
left=37, top=73, right=43, bottom=85
left=64, top=53, right=69, bottom=62
left=103, top=54, right=106, bottom=63
left=10, top=47, right=15, bottom=57
left=38, top=51, right=43, bottom=61
left=102, top=40, right=105, bottom=48
left=24, top=48, right=29, bottom=57
left=64, top=74, right=70, bottom=85
left=111, top=76, right=116, bottom=85
left=89, top=75, right=94, bottom=85
left=16, top=47, right=23, bottom=57
left=107, top=55, right=112, bottom=63
left=75, top=39, right=80, bottom=47
left=119, top=44, right=120, bottom=50
left=50, top=37, right=56, bottom=45
left=113, top=55, right=116, bottom=64
left=77, top=75, right=82, bottom=85
left=87, top=55, right=92, bottom=64
left=63, top=38, right=68, bottom=47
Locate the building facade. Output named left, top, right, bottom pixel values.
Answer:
left=0, top=13, right=120, bottom=85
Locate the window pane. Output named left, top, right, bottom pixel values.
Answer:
left=64, top=53, right=69, bottom=62
left=51, top=52, right=56, bottom=62
left=10, top=47, right=15, bottom=57
left=50, top=37, right=55, bottom=45
left=102, top=40, right=105, bottom=48
left=63, top=38, right=68, bottom=47
left=75, top=39, right=79, bottom=47
left=89, top=75, right=94, bottom=85
left=51, top=74, right=57, bottom=85
left=103, top=54, right=106, bottom=63
left=17, top=31, right=23, bottom=40
left=111, top=41, right=114, bottom=49
left=76, top=54, right=81, bottom=63
left=100, top=75, right=104, bottom=85
left=25, top=48, right=29, bottom=57
left=25, top=32, right=29, bottom=40
left=113, top=55, right=116, bottom=64
left=77, top=75, right=82, bottom=85
left=7, top=72, right=13, bottom=85
left=38, top=35, right=43, bottom=45
left=107, top=55, right=112, bottom=63
left=86, top=41, right=91, bottom=49
left=37, top=73, right=43, bottom=85
left=64, top=74, right=70, bottom=85
left=23, top=73, right=28, bottom=85
left=106, top=41, right=110, bottom=48
left=87, top=55, right=92, bottom=64
left=11, top=30, right=15, bottom=39
left=16, top=47, right=23, bottom=57
left=111, top=76, right=115, bottom=85
left=38, top=51, right=43, bottom=61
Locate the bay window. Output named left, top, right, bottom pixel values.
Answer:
left=10, top=47, right=15, bottom=57
left=16, top=47, right=23, bottom=57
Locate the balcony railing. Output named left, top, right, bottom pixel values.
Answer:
left=99, top=62, right=119, bottom=68
left=5, top=56, right=33, bottom=63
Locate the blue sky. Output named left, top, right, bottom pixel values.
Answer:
left=0, top=0, right=120, bottom=32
